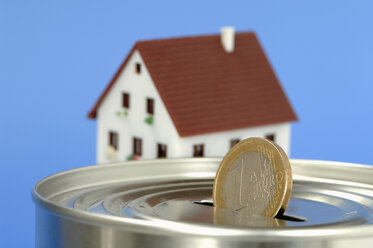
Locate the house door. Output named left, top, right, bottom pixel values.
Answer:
left=109, top=131, right=119, bottom=150
left=133, top=138, right=142, bottom=156
left=193, top=144, right=204, bottom=157
left=265, top=134, right=276, bottom=142
left=157, top=143, right=167, bottom=158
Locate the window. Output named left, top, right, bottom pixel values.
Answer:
left=109, top=131, right=119, bottom=150
left=230, top=138, right=240, bottom=148
left=147, top=98, right=154, bottom=115
left=135, top=63, right=141, bottom=74
left=265, top=134, right=276, bottom=142
left=157, top=143, right=167, bottom=158
left=122, top=93, right=130, bottom=108
left=193, top=144, right=204, bottom=157
left=133, top=137, right=142, bottom=156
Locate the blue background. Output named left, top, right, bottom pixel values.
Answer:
left=1, top=0, right=373, bottom=247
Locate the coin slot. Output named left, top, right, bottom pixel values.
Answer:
left=275, top=209, right=307, bottom=222
left=193, top=201, right=307, bottom=222
left=193, top=200, right=214, bottom=207
left=275, top=214, right=307, bottom=222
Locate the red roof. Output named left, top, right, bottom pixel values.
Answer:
left=88, top=32, right=297, bottom=137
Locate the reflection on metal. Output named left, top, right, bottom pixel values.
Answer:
left=213, top=207, right=286, bottom=227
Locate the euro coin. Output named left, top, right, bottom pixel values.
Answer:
left=213, top=137, right=292, bottom=217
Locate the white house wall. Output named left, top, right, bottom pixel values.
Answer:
left=96, top=50, right=293, bottom=163
left=96, top=50, right=180, bottom=163
left=178, top=122, right=291, bottom=157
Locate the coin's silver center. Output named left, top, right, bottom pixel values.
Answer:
left=223, top=151, right=275, bottom=215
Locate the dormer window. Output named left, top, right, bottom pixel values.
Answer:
left=147, top=98, right=154, bottom=115
left=135, top=63, right=141, bottom=74
left=122, top=93, right=130, bottom=108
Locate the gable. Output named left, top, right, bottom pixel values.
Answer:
left=88, top=47, right=136, bottom=119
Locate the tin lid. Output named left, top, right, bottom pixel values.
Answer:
left=33, top=158, right=373, bottom=241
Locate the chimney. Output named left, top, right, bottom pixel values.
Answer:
left=220, top=27, right=235, bottom=53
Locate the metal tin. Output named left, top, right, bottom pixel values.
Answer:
left=33, top=158, right=373, bottom=248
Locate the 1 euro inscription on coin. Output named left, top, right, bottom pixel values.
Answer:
left=213, top=137, right=292, bottom=217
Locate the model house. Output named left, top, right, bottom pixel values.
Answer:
left=88, top=28, right=297, bottom=163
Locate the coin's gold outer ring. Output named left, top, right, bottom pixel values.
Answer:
left=213, top=137, right=293, bottom=218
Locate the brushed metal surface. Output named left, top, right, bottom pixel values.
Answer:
left=33, top=158, right=373, bottom=247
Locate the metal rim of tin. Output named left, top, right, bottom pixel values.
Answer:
left=33, top=158, right=373, bottom=242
